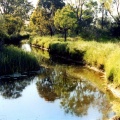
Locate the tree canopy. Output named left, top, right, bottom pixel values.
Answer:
left=30, top=8, right=50, bottom=36
left=54, top=5, right=77, bottom=41
left=4, top=15, right=23, bottom=35
left=37, top=0, right=65, bottom=12
left=99, top=0, right=120, bottom=36
left=0, top=0, right=33, bottom=20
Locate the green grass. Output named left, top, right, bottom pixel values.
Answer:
left=0, top=45, right=40, bottom=75
left=30, top=35, right=120, bottom=86
left=29, top=36, right=61, bottom=49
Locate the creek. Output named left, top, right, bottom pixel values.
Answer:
left=0, top=43, right=117, bottom=120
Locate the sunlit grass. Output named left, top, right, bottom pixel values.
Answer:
left=0, top=45, right=40, bottom=75
left=30, top=36, right=120, bottom=85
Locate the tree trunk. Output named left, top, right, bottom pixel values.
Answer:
left=64, top=29, right=67, bottom=42
left=49, top=26, right=53, bottom=37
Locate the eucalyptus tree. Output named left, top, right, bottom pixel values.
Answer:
left=99, top=0, right=120, bottom=36
left=30, top=8, right=50, bottom=36
left=35, top=0, right=65, bottom=36
left=37, top=0, right=65, bottom=15
left=99, top=0, right=120, bottom=23
left=54, top=5, right=77, bottom=41
left=0, top=0, right=33, bottom=38
left=0, top=0, right=33, bottom=20
left=66, top=0, right=98, bottom=34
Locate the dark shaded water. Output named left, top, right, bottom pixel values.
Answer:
left=0, top=44, right=116, bottom=120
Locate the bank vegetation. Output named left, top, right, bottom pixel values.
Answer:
left=30, top=36, right=120, bottom=87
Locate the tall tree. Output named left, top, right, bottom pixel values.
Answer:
left=67, top=0, right=98, bottom=34
left=36, top=0, right=65, bottom=36
left=54, top=5, right=77, bottom=41
left=30, top=8, right=50, bottom=36
left=0, top=0, right=33, bottom=20
left=99, top=0, right=120, bottom=36
left=99, top=0, right=120, bottom=25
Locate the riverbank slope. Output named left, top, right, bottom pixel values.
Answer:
left=30, top=36, right=120, bottom=94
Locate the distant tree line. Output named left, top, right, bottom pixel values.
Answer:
left=0, top=0, right=120, bottom=43
left=29, top=0, right=120, bottom=40
left=0, top=0, right=33, bottom=44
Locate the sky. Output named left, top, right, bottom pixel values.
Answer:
left=28, top=0, right=38, bottom=7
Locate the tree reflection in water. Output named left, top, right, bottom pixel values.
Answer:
left=0, top=66, right=46, bottom=99
left=0, top=44, right=115, bottom=120
left=0, top=60, right=114, bottom=119
left=36, top=65, right=113, bottom=118
left=0, top=77, right=34, bottom=99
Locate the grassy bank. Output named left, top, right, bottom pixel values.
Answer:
left=0, top=45, right=40, bottom=76
left=30, top=36, right=120, bottom=86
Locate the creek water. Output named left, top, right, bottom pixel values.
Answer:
left=0, top=44, right=116, bottom=120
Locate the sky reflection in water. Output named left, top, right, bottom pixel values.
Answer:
left=0, top=44, right=115, bottom=120
left=0, top=72, right=114, bottom=120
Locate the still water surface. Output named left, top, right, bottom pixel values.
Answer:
left=0, top=44, right=115, bottom=120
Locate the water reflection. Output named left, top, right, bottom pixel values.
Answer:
left=21, top=43, right=31, bottom=52
left=28, top=44, right=115, bottom=119
left=0, top=77, right=34, bottom=99
left=36, top=64, right=114, bottom=119
left=0, top=44, right=116, bottom=120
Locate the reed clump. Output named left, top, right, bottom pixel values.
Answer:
left=0, top=45, right=40, bottom=75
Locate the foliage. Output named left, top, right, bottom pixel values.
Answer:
left=0, top=45, right=39, bottom=75
left=0, top=14, right=9, bottom=46
left=33, top=0, right=65, bottom=36
left=29, top=0, right=120, bottom=38
left=0, top=0, right=33, bottom=44
left=0, top=13, right=25, bottom=45
left=37, top=0, right=65, bottom=14
left=29, top=36, right=62, bottom=49
left=30, top=8, right=52, bottom=36
left=99, top=0, right=120, bottom=37
left=0, top=0, right=33, bottom=20
left=30, top=36, right=120, bottom=85
left=80, top=1, right=97, bottom=27
left=54, top=5, right=77, bottom=41
left=4, top=14, right=23, bottom=35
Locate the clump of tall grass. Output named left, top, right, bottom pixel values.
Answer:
left=49, top=41, right=85, bottom=63
left=0, top=45, right=40, bottom=75
left=105, top=47, right=120, bottom=85
left=80, top=42, right=116, bottom=69
left=30, top=35, right=120, bottom=85
left=29, top=36, right=65, bottom=49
